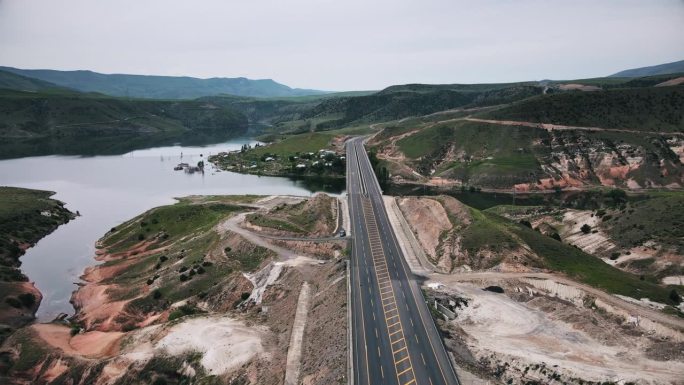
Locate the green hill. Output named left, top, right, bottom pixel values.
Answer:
left=610, top=59, right=684, bottom=78
left=374, top=89, right=683, bottom=190
left=0, top=66, right=328, bottom=99
left=301, top=82, right=542, bottom=129
left=0, top=89, right=248, bottom=158
left=480, top=86, right=684, bottom=132
left=0, top=69, right=68, bottom=92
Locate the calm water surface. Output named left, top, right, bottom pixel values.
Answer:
left=0, top=138, right=343, bottom=320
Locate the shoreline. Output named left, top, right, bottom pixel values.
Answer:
left=0, top=188, right=75, bottom=343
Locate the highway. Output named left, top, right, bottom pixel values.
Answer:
left=347, top=137, right=460, bottom=385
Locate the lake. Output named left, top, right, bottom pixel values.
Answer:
left=0, top=138, right=344, bottom=321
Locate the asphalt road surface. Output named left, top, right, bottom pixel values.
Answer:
left=347, top=137, right=460, bottom=385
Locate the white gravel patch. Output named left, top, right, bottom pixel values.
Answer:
left=156, top=316, right=264, bottom=375
left=662, top=276, right=684, bottom=285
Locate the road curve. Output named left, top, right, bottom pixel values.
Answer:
left=347, top=136, right=460, bottom=385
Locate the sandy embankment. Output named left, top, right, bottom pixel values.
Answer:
left=32, top=323, right=124, bottom=358
left=72, top=239, right=169, bottom=331
left=655, top=76, right=684, bottom=87
left=435, top=281, right=684, bottom=384
left=662, top=276, right=684, bottom=285
left=153, top=316, right=266, bottom=375
left=560, top=209, right=617, bottom=256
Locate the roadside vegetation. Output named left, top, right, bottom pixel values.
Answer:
left=402, top=194, right=678, bottom=305
left=246, top=194, right=336, bottom=236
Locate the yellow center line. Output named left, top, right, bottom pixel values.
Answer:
left=360, top=196, right=417, bottom=385
left=395, top=355, right=410, bottom=365
left=397, top=366, right=413, bottom=376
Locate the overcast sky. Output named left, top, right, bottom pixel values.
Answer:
left=1, top=0, right=683, bottom=91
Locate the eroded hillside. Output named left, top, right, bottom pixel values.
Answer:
left=370, top=85, right=684, bottom=191
left=0, top=195, right=348, bottom=385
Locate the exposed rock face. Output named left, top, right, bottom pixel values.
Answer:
left=397, top=197, right=453, bottom=260
left=531, top=132, right=682, bottom=191
left=377, top=121, right=683, bottom=191
left=397, top=195, right=541, bottom=272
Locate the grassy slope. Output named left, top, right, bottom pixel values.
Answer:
left=303, top=83, right=543, bottom=128
left=250, top=132, right=336, bottom=156
left=396, top=120, right=545, bottom=186
left=99, top=197, right=271, bottom=311
left=602, top=192, right=684, bottom=254
left=480, top=86, right=684, bottom=132
left=246, top=195, right=335, bottom=235
left=464, top=204, right=674, bottom=304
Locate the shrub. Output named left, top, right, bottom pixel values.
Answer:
left=519, top=220, right=532, bottom=228
left=179, top=266, right=188, bottom=273
left=159, top=255, right=168, bottom=262
left=550, top=233, right=561, bottom=241
left=152, top=289, right=162, bottom=300
left=580, top=224, right=591, bottom=234
left=179, top=274, right=188, bottom=282
left=241, top=292, right=250, bottom=301
left=17, top=293, right=36, bottom=307
left=670, top=289, right=682, bottom=305
left=122, top=323, right=137, bottom=332
left=606, top=188, right=627, bottom=206
left=196, top=266, right=206, bottom=274
left=609, top=252, right=620, bottom=260
left=146, top=278, right=154, bottom=285
left=168, top=305, right=197, bottom=321
left=138, top=233, right=145, bottom=241
left=4, top=297, right=21, bottom=308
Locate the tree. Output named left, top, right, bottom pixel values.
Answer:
left=580, top=224, right=591, bottom=234
left=606, top=188, right=627, bottom=206
left=670, top=289, right=682, bottom=304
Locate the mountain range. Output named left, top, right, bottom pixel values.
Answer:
left=0, top=66, right=328, bottom=99
left=610, top=59, right=684, bottom=78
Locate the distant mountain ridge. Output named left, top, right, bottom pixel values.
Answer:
left=0, top=66, right=328, bottom=99
left=0, top=69, right=68, bottom=92
left=610, top=59, right=684, bottom=78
